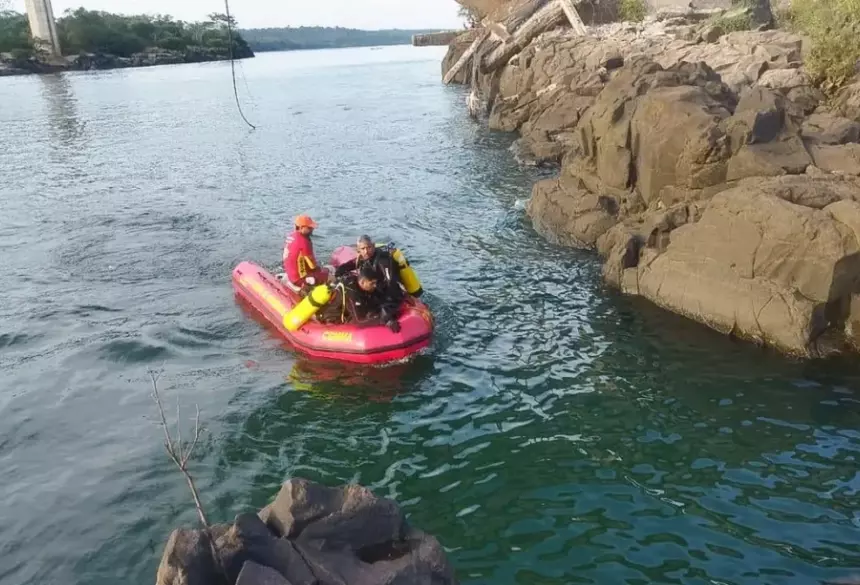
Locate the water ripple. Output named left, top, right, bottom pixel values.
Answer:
left=1, top=47, right=860, bottom=585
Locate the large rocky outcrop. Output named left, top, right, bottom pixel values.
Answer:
left=156, top=478, right=457, bottom=585
left=443, top=12, right=860, bottom=357
left=444, top=17, right=809, bottom=165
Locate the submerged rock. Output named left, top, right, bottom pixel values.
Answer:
left=156, top=478, right=457, bottom=585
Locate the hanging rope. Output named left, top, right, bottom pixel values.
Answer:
left=224, top=0, right=256, bottom=130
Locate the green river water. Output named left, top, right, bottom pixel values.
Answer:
left=0, top=45, right=858, bottom=585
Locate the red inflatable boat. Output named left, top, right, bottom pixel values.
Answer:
left=232, top=246, right=434, bottom=365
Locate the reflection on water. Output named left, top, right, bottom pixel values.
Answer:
left=38, top=73, right=85, bottom=148
left=286, top=356, right=436, bottom=403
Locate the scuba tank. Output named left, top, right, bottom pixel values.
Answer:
left=381, top=242, right=423, bottom=297
left=283, top=284, right=332, bottom=331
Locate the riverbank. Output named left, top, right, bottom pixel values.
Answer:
left=443, top=5, right=860, bottom=358
left=0, top=8, right=254, bottom=78
left=0, top=46, right=254, bottom=77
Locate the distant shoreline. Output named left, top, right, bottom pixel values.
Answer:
left=0, top=49, right=254, bottom=78
left=239, top=26, right=456, bottom=53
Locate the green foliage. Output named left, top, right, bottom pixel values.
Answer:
left=618, top=0, right=647, bottom=22
left=787, top=0, right=860, bottom=91
left=239, top=26, right=439, bottom=52
left=0, top=8, right=252, bottom=59
left=710, top=10, right=752, bottom=32
left=0, top=10, right=33, bottom=53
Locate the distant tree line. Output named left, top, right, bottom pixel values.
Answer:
left=0, top=8, right=251, bottom=58
left=238, top=26, right=440, bottom=52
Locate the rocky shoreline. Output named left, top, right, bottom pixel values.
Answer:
left=443, top=9, right=860, bottom=358
left=0, top=46, right=254, bottom=77
left=156, top=478, right=457, bottom=585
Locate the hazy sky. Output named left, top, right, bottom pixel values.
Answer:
left=10, top=0, right=465, bottom=29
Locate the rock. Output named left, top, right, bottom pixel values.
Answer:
left=700, top=23, right=725, bottom=43
left=262, top=478, right=405, bottom=552
left=156, top=527, right=226, bottom=585
left=755, top=68, right=823, bottom=114
left=157, top=478, right=458, bottom=585
left=738, top=174, right=860, bottom=208
left=629, top=184, right=860, bottom=355
left=262, top=478, right=346, bottom=539
left=573, top=58, right=735, bottom=198
left=295, top=527, right=455, bottom=585
left=758, top=68, right=810, bottom=91
left=728, top=86, right=803, bottom=147
left=802, top=112, right=860, bottom=145
left=834, top=78, right=860, bottom=123
left=527, top=174, right=621, bottom=248
left=597, top=222, right=645, bottom=291
left=846, top=294, right=860, bottom=351
left=216, top=514, right=316, bottom=585
left=786, top=85, right=825, bottom=115
left=237, top=561, right=293, bottom=585
left=0, top=63, right=29, bottom=76
left=726, top=136, right=813, bottom=180
left=808, top=144, right=860, bottom=176
left=631, top=84, right=732, bottom=203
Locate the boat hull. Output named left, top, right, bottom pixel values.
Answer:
left=232, top=256, right=433, bottom=365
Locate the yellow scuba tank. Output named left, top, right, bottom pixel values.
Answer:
left=283, top=284, right=332, bottom=332
left=388, top=245, right=423, bottom=297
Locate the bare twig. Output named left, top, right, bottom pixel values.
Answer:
left=150, top=371, right=211, bottom=529
left=182, top=405, right=202, bottom=468
left=176, top=398, right=182, bottom=460
left=149, top=372, right=227, bottom=585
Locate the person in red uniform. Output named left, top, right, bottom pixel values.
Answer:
left=282, top=214, right=328, bottom=295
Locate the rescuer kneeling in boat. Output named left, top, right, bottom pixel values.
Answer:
left=283, top=214, right=330, bottom=296
left=317, top=264, right=401, bottom=332
left=335, top=235, right=405, bottom=307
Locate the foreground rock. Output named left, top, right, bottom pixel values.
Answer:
left=444, top=11, right=860, bottom=357
left=156, top=478, right=457, bottom=585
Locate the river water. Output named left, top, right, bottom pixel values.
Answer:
left=1, top=45, right=859, bottom=585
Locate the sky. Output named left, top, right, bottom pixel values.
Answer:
left=9, top=0, right=465, bottom=30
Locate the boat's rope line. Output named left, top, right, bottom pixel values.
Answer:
left=224, top=0, right=256, bottom=130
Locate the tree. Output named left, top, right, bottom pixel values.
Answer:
left=458, top=5, right=481, bottom=28
left=0, top=10, right=33, bottom=53
left=207, top=12, right=237, bottom=29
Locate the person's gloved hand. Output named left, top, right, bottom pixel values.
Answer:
left=387, top=319, right=401, bottom=333
left=305, top=276, right=316, bottom=286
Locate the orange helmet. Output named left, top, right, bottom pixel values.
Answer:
left=294, top=214, right=318, bottom=229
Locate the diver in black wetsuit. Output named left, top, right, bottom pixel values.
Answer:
left=334, top=235, right=405, bottom=316
left=317, top=264, right=401, bottom=332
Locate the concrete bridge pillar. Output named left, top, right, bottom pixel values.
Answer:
left=24, top=0, right=62, bottom=57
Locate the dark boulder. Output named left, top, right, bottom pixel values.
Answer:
left=156, top=478, right=458, bottom=585
left=237, top=561, right=294, bottom=585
